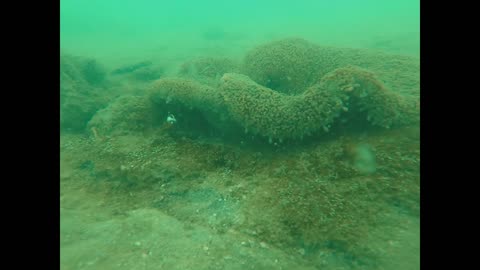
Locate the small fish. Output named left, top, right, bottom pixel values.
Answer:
left=166, top=113, right=176, bottom=124
left=111, top=61, right=153, bottom=75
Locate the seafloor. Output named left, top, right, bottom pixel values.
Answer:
left=60, top=38, right=419, bottom=270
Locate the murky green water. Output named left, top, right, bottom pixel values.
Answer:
left=60, top=1, right=420, bottom=269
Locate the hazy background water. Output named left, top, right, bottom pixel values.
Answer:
left=60, top=0, right=419, bottom=66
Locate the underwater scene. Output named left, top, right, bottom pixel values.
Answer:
left=60, top=0, right=420, bottom=269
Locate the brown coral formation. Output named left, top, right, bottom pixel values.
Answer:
left=242, top=38, right=331, bottom=95
left=87, top=38, right=419, bottom=144
left=87, top=95, right=154, bottom=136
left=178, top=57, right=239, bottom=86
left=219, top=65, right=417, bottom=141
left=242, top=38, right=419, bottom=97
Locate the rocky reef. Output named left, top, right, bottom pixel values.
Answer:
left=86, top=38, right=419, bottom=145
left=60, top=53, right=111, bottom=132
left=61, top=38, right=420, bottom=270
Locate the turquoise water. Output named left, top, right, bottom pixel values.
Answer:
left=61, top=1, right=420, bottom=269
left=61, top=0, right=419, bottom=62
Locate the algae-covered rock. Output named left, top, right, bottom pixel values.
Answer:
left=87, top=95, right=154, bottom=136
left=60, top=54, right=110, bottom=132
left=219, top=72, right=345, bottom=141
left=178, top=57, right=239, bottom=86
left=243, top=38, right=419, bottom=98
left=61, top=53, right=107, bottom=86
left=149, top=78, right=224, bottom=111
left=141, top=63, right=418, bottom=142
left=60, top=89, right=110, bottom=132
left=79, top=39, right=419, bottom=143
left=219, top=67, right=418, bottom=141
left=242, top=38, right=336, bottom=95
left=319, top=66, right=419, bottom=129
left=147, top=78, right=239, bottom=137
